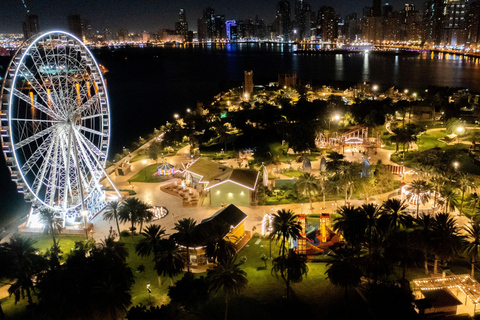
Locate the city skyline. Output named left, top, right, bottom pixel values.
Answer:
left=0, top=0, right=424, bottom=34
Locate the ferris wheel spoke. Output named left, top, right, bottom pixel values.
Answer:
left=78, top=125, right=108, bottom=137
left=20, top=133, right=53, bottom=176
left=74, top=131, right=104, bottom=183
left=31, top=132, right=58, bottom=199
left=17, top=61, right=64, bottom=117
left=75, top=131, right=107, bottom=159
left=14, top=126, right=54, bottom=150
left=29, top=44, right=64, bottom=114
left=11, top=118, right=60, bottom=123
left=78, top=92, right=101, bottom=115
left=9, top=88, right=60, bottom=120
left=81, top=114, right=102, bottom=120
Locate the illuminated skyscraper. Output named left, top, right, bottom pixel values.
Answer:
left=175, top=8, right=189, bottom=40
left=276, top=1, right=291, bottom=41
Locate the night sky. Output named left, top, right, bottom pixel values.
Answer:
left=1, top=0, right=423, bottom=34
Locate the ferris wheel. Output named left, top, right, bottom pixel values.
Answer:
left=0, top=31, right=115, bottom=226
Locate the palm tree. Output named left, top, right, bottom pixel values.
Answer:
left=269, top=209, right=301, bottom=258
left=457, top=173, right=473, bottom=216
left=39, top=208, right=63, bottom=248
left=318, top=171, right=330, bottom=208
left=206, top=256, right=248, bottom=320
left=325, top=246, right=362, bottom=311
left=118, top=197, right=151, bottom=235
left=103, top=201, right=122, bottom=240
left=135, top=224, right=167, bottom=258
left=464, top=221, right=480, bottom=278
left=205, top=222, right=237, bottom=266
left=431, top=213, right=463, bottom=274
left=359, top=203, right=383, bottom=253
left=173, top=218, right=197, bottom=272
left=333, top=205, right=366, bottom=249
left=467, top=193, right=480, bottom=220
left=381, top=198, right=411, bottom=231
left=413, top=213, right=434, bottom=274
left=385, top=230, right=424, bottom=280
left=440, top=184, right=459, bottom=213
left=154, top=238, right=185, bottom=286
left=405, top=180, right=432, bottom=218
left=296, top=173, right=318, bottom=210
left=98, top=236, right=129, bottom=264
left=1, top=235, right=47, bottom=305
left=137, top=202, right=153, bottom=234
left=271, top=250, right=308, bottom=299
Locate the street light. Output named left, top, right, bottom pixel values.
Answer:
left=174, top=113, right=179, bottom=119
left=329, top=114, right=341, bottom=131
left=454, top=162, right=459, bottom=170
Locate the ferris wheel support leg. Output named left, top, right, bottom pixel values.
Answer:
left=71, top=128, right=89, bottom=238
left=99, top=166, right=123, bottom=199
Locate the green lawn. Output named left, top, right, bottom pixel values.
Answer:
left=416, top=130, right=447, bottom=150
left=129, top=164, right=168, bottom=183
left=3, top=231, right=479, bottom=320
left=282, top=170, right=304, bottom=178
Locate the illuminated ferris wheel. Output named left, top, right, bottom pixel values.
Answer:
left=0, top=31, right=113, bottom=226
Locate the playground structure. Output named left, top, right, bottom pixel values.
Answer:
left=315, top=126, right=377, bottom=151
left=259, top=213, right=341, bottom=256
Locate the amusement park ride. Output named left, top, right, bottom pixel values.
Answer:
left=0, top=31, right=121, bottom=233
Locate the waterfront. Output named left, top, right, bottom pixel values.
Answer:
left=2, top=43, right=480, bottom=221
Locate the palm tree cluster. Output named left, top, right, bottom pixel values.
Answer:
left=103, top=197, right=153, bottom=238
left=0, top=235, right=134, bottom=320
left=329, top=199, right=480, bottom=297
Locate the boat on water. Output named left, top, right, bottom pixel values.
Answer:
left=294, top=49, right=362, bottom=54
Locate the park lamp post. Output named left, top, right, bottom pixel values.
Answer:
left=457, top=126, right=464, bottom=144
left=147, top=283, right=151, bottom=303
left=81, top=210, right=89, bottom=239
left=372, top=85, right=378, bottom=99
left=454, top=161, right=459, bottom=170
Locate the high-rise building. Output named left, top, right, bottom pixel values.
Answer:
left=466, top=1, right=480, bottom=47
left=295, top=0, right=306, bottom=39
left=244, top=71, right=253, bottom=97
left=442, top=0, right=467, bottom=46
left=22, top=14, right=40, bottom=40
left=226, top=20, right=237, bottom=41
left=117, top=29, right=129, bottom=42
left=382, top=3, right=393, bottom=17
left=197, top=19, right=207, bottom=41
left=276, top=1, right=291, bottom=41
left=372, top=0, right=382, bottom=17
left=175, top=8, right=189, bottom=40
left=317, top=6, right=337, bottom=42
left=214, top=15, right=226, bottom=40
left=304, top=4, right=314, bottom=39
left=68, top=15, right=83, bottom=40
left=423, top=0, right=444, bottom=45
left=203, top=7, right=216, bottom=40
left=344, top=13, right=360, bottom=42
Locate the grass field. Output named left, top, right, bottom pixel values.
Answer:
left=129, top=164, right=168, bottom=183
left=2, top=231, right=479, bottom=320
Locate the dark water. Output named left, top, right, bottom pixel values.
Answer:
left=2, top=43, right=480, bottom=223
